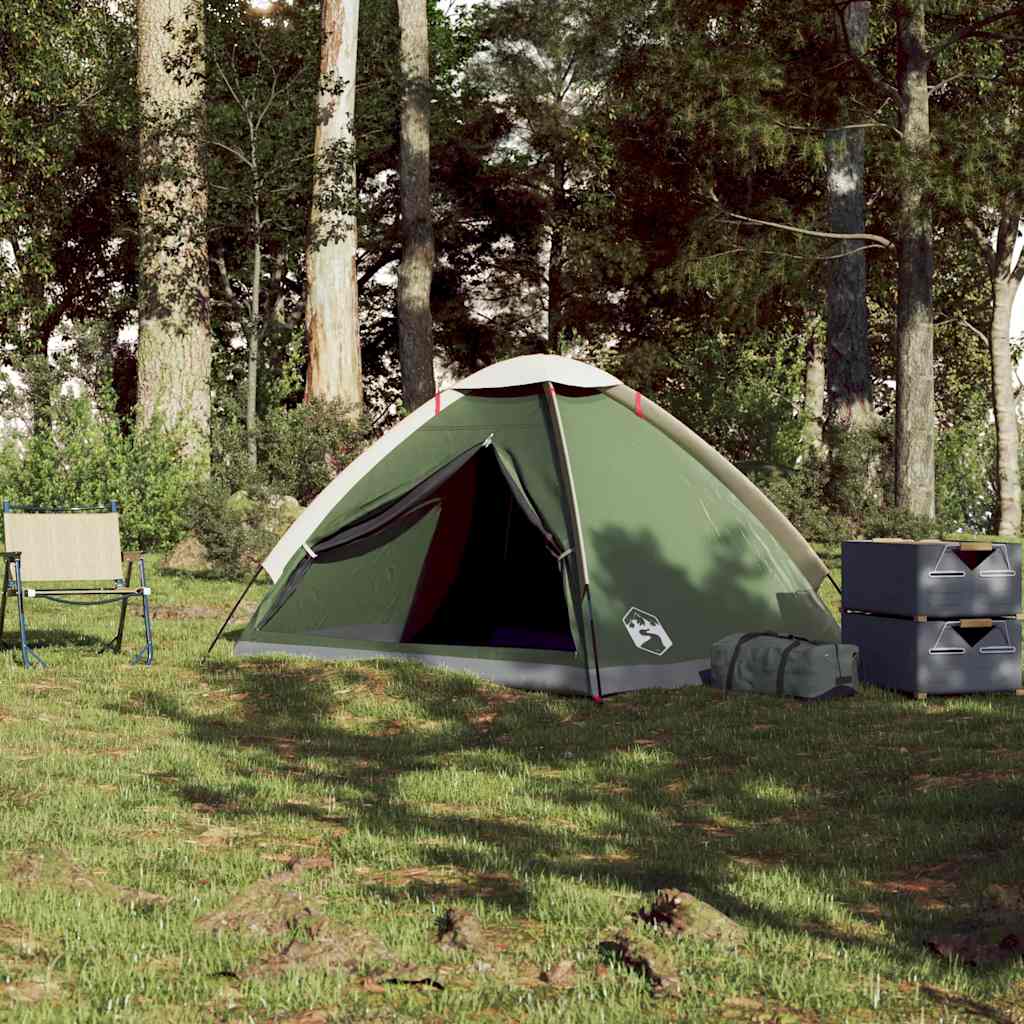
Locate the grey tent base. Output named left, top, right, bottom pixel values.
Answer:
left=233, top=639, right=706, bottom=696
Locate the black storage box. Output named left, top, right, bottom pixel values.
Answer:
left=841, top=612, right=1021, bottom=696
left=842, top=540, right=1021, bottom=618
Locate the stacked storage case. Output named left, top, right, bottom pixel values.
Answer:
left=841, top=540, right=1023, bottom=696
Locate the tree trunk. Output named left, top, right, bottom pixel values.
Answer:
left=305, top=0, right=362, bottom=418
left=989, top=211, right=1022, bottom=536
left=826, top=1, right=875, bottom=432
left=547, top=159, right=567, bottom=352
left=136, top=0, right=213, bottom=460
left=802, top=317, right=827, bottom=454
left=547, top=224, right=565, bottom=353
left=894, top=2, right=935, bottom=517
left=247, top=211, right=261, bottom=469
left=396, top=0, right=436, bottom=411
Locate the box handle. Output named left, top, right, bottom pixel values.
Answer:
left=929, top=620, right=1015, bottom=655
left=929, top=543, right=1016, bottom=578
left=979, top=544, right=1016, bottom=579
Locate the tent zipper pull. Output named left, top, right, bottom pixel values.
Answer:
left=302, top=542, right=318, bottom=559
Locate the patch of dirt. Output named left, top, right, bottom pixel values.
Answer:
left=149, top=604, right=240, bottom=621
left=866, top=860, right=967, bottom=910
left=0, top=920, right=44, bottom=959
left=984, top=883, right=1024, bottom=915
left=437, top=909, right=487, bottom=951
left=188, top=825, right=254, bottom=848
left=195, top=857, right=334, bottom=937
left=673, top=819, right=738, bottom=840
left=916, top=983, right=1019, bottom=1024
left=539, top=959, right=577, bottom=988
left=633, top=889, right=746, bottom=948
left=0, top=977, right=62, bottom=1005
left=926, top=919, right=1024, bottom=966
left=237, top=734, right=300, bottom=760
left=718, top=995, right=819, bottom=1023
left=910, top=770, right=1016, bottom=792
left=598, top=929, right=681, bottom=998
left=731, top=855, right=786, bottom=871
left=343, top=665, right=392, bottom=696
left=241, top=920, right=392, bottom=980
left=7, top=851, right=166, bottom=908
left=356, top=864, right=522, bottom=903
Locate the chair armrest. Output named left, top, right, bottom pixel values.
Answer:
left=1, top=552, right=21, bottom=560
left=123, top=551, right=144, bottom=562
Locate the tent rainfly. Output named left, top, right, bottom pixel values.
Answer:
left=236, top=355, right=838, bottom=697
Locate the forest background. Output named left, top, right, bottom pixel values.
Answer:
left=2, top=0, right=1023, bottom=572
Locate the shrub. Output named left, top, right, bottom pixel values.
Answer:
left=189, top=478, right=280, bottom=577
left=0, top=394, right=200, bottom=551
left=193, top=400, right=372, bottom=576
left=935, top=417, right=997, bottom=535
left=209, top=399, right=371, bottom=503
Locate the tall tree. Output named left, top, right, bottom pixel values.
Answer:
left=979, top=212, right=1023, bottom=535
left=396, top=0, right=437, bottom=410
left=305, top=0, right=362, bottom=417
left=136, top=0, right=213, bottom=456
left=935, top=14, right=1024, bottom=535
left=1, top=1, right=136, bottom=423
left=203, top=0, right=323, bottom=465
left=894, top=0, right=935, bottom=517
left=826, top=1, right=876, bottom=433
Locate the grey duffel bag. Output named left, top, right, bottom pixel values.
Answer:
left=710, top=632, right=859, bottom=700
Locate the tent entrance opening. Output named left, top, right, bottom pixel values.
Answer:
left=402, top=452, right=574, bottom=652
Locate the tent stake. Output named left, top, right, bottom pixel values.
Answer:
left=205, top=563, right=264, bottom=661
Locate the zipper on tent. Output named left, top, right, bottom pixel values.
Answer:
left=542, top=382, right=602, bottom=699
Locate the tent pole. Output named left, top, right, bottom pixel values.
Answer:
left=204, top=563, right=265, bottom=661
left=542, top=383, right=602, bottom=700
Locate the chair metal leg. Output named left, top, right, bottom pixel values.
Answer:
left=13, top=558, right=45, bottom=668
left=0, top=560, right=10, bottom=646
left=130, top=558, right=154, bottom=666
left=108, top=560, right=133, bottom=654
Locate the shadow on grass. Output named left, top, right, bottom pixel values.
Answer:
left=111, top=521, right=1024, bottom=984
left=114, top=653, right=1024, bottom=984
left=0, top=626, right=125, bottom=653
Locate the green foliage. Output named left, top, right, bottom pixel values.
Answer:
left=0, top=1, right=137, bottom=381
left=210, top=399, right=371, bottom=504
left=760, top=416, right=998, bottom=543
left=935, top=408, right=999, bottom=536
left=605, top=324, right=809, bottom=470
left=188, top=476, right=277, bottom=578
left=190, top=400, right=371, bottom=576
left=0, top=394, right=200, bottom=551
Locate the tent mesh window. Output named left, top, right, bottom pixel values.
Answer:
left=402, top=452, right=575, bottom=651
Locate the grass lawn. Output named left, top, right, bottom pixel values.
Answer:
left=1, top=555, right=1023, bottom=1022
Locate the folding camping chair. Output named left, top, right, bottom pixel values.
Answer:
left=1, top=500, right=154, bottom=668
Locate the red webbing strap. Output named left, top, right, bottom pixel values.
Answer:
left=634, top=391, right=644, bottom=417
left=434, top=391, right=441, bottom=415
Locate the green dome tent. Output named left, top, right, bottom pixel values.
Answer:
left=235, top=355, right=838, bottom=698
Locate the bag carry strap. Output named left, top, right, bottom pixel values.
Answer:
left=723, top=631, right=804, bottom=694
left=776, top=639, right=803, bottom=696
left=723, top=631, right=816, bottom=696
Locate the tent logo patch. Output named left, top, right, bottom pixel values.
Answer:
left=623, top=607, right=673, bottom=656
